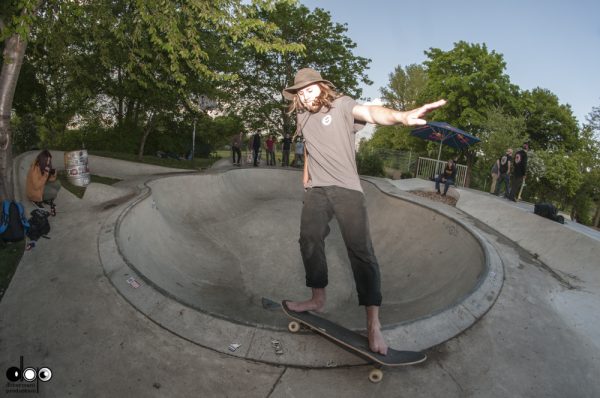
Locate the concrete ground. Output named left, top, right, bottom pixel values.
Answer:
left=1, top=153, right=599, bottom=397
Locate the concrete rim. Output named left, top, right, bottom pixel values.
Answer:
left=98, top=168, right=505, bottom=367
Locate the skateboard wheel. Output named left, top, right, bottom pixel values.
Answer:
left=288, top=321, right=300, bottom=333
left=368, top=368, right=383, bottom=383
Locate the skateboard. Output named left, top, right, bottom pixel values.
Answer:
left=276, top=299, right=427, bottom=383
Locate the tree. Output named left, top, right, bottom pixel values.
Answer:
left=422, top=41, right=520, bottom=132
left=356, top=146, right=384, bottom=177
left=585, top=102, right=600, bottom=140
left=520, top=88, right=579, bottom=151
left=362, top=64, right=429, bottom=158
left=572, top=167, right=600, bottom=225
left=379, top=64, right=428, bottom=111
left=575, top=109, right=600, bottom=226
left=11, top=113, right=38, bottom=153
left=526, top=150, right=583, bottom=206
left=521, top=106, right=599, bottom=225
left=479, top=107, right=526, bottom=161
left=0, top=0, right=41, bottom=199
left=471, top=106, right=527, bottom=189
left=421, top=41, right=521, bottom=186
left=57, top=0, right=302, bottom=160
left=15, top=1, right=97, bottom=148
left=1, top=0, right=303, bottom=197
left=227, top=1, right=371, bottom=135
left=365, top=125, right=425, bottom=153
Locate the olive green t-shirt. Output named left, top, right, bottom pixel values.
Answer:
left=299, top=96, right=366, bottom=193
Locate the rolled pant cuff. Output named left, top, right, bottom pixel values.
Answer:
left=358, top=298, right=382, bottom=307
left=306, top=281, right=328, bottom=289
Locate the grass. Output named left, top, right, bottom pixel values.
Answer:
left=57, top=171, right=122, bottom=199
left=89, top=150, right=217, bottom=170
left=0, top=240, right=25, bottom=302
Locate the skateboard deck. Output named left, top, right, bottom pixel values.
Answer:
left=262, top=297, right=282, bottom=311
left=280, top=300, right=426, bottom=368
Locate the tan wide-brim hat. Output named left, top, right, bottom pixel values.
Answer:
left=282, top=68, right=335, bottom=100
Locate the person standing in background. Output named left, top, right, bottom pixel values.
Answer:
left=265, top=134, right=276, bottom=166
left=494, top=148, right=512, bottom=198
left=252, top=131, right=261, bottom=167
left=490, top=157, right=500, bottom=194
left=510, top=143, right=529, bottom=202
left=281, top=133, right=292, bottom=167
left=293, top=137, right=304, bottom=167
left=231, top=132, right=242, bottom=166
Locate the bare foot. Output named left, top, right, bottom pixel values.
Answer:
left=366, top=305, right=388, bottom=355
left=286, top=299, right=324, bottom=313
left=286, top=288, right=325, bottom=313
left=368, top=326, right=388, bottom=355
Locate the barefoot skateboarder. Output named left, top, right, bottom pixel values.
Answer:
left=282, top=68, right=446, bottom=355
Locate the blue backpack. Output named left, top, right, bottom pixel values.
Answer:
left=0, top=200, right=30, bottom=242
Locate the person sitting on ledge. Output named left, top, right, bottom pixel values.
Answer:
left=435, top=159, right=456, bottom=196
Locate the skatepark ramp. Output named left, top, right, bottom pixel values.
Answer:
left=116, top=168, right=493, bottom=331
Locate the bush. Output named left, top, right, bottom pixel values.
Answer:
left=357, top=150, right=384, bottom=177
left=12, top=114, right=40, bottom=154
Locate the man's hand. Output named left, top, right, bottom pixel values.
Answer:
left=353, top=99, right=446, bottom=126
left=403, top=99, right=447, bottom=126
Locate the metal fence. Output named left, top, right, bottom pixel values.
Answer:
left=359, top=149, right=468, bottom=187
left=415, top=157, right=468, bottom=187
left=366, top=149, right=416, bottom=178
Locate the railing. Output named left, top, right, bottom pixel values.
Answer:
left=415, top=157, right=468, bottom=187
left=361, top=149, right=416, bottom=179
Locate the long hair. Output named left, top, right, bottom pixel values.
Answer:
left=286, top=82, right=341, bottom=115
left=35, top=149, right=53, bottom=174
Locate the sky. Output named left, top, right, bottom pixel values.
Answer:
left=299, top=0, right=600, bottom=127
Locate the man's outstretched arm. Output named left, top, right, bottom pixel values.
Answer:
left=352, top=99, right=447, bottom=127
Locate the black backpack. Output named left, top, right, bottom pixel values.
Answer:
left=27, top=208, right=51, bottom=241
left=534, top=202, right=565, bottom=224
left=0, top=200, right=30, bottom=242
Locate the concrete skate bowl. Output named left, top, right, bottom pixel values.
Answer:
left=115, top=168, right=502, bottom=339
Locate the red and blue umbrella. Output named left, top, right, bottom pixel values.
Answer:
left=410, top=121, right=480, bottom=161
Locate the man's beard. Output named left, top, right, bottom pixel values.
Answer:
left=302, top=99, right=321, bottom=113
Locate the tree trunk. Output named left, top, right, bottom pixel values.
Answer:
left=0, top=33, right=29, bottom=200
left=137, top=112, right=155, bottom=161
left=594, top=202, right=600, bottom=228
left=116, top=68, right=124, bottom=125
